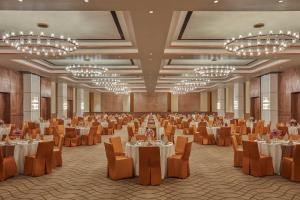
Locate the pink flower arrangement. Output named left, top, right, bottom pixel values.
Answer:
left=145, top=128, right=154, bottom=137
left=270, top=129, right=282, bottom=139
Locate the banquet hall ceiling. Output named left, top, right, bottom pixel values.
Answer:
left=0, top=0, right=300, bottom=93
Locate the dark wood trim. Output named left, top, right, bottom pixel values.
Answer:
left=177, top=11, right=193, bottom=40
left=89, top=92, right=94, bottom=113
left=111, top=11, right=125, bottom=40
left=130, top=59, right=135, bottom=65
left=130, top=93, right=134, bottom=112
left=167, top=59, right=172, bottom=65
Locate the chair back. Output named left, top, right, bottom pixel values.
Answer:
left=89, top=126, right=98, bottom=136
left=36, top=141, right=54, bottom=160
left=198, top=121, right=207, bottom=127
left=242, top=140, right=250, bottom=159
left=231, top=135, right=239, bottom=152
left=136, top=135, right=147, bottom=141
left=175, top=136, right=188, bottom=154
left=57, top=135, right=64, bottom=151
left=109, top=136, right=123, bottom=154
left=65, top=128, right=76, bottom=138
left=57, top=125, right=65, bottom=135
left=248, top=141, right=260, bottom=160
left=197, top=126, right=208, bottom=137
left=293, top=145, right=300, bottom=165
left=182, top=142, right=192, bottom=161
left=57, top=119, right=64, bottom=125
left=92, top=121, right=100, bottom=126
left=127, top=126, right=135, bottom=137
left=104, top=142, right=116, bottom=166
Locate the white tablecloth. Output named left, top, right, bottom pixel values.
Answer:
left=76, top=127, right=90, bottom=136
left=0, top=127, right=11, bottom=136
left=7, top=140, right=39, bottom=174
left=206, top=127, right=220, bottom=138
left=189, top=121, right=198, bottom=128
left=256, top=140, right=300, bottom=175
left=125, top=142, right=175, bottom=179
left=39, top=122, right=50, bottom=135
left=101, top=122, right=108, bottom=128
left=288, top=126, right=299, bottom=135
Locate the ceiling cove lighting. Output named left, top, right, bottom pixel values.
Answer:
left=2, top=31, right=79, bottom=56
left=66, top=65, right=108, bottom=78
left=194, top=66, right=235, bottom=78
left=224, top=30, right=299, bottom=56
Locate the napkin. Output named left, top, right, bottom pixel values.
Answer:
left=162, top=135, right=169, bottom=144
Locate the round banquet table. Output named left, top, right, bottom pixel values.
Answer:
left=0, top=127, right=11, bottom=137
left=4, top=140, right=39, bottom=174
left=39, top=122, right=50, bottom=135
left=125, top=142, right=175, bottom=179
left=189, top=121, right=198, bottom=128
left=76, top=127, right=90, bottom=136
left=257, top=140, right=300, bottom=175
left=206, top=127, right=220, bottom=139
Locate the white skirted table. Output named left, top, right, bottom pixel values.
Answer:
left=206, top=127, right=220, bottom=139
left=76, top=127, right=90, bottom=136
left=0, top=140, right=40, bottom=174
left=39, top=122, right=50, bottom=135
left=257, top=140, right=300, bottom=175
left=125, top=142, right=175, bottom=179
left=0, top=127, right=11, bottom=137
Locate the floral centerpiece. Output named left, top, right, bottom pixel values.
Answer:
left=145, top=128, right=154, bottom=139
left=270, top=129, right=282, bottom=140
left=249, top=116, right=255, bottom=122
left=290, top=119, right=297, bottom=127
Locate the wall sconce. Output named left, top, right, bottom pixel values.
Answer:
left=262, top=97, right=270, bottom=110
left=63, top=102, right=68, bottom=110
left=217, top=102, right=221, bottom=110
left=234, top=100, right=238, bottom=110
left=81, top=102, right=84, bottom=110
left=31, top=96, right=39, bottom=110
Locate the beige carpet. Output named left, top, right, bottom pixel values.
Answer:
left=1, top=128, right=300, bottom=200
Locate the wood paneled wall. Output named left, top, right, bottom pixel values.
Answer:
left=0, top=67, right=23, bottom=127
left=178, top=93, right=200, bottom=112
left=133, top=92, right=168, bottom=112
left=250, top=77, right=260, bottom=98
left=278, top=68, right=300, bottom=122
left=40, top=77, right=51, bottom=98
left=101, top=93, right=123, bottom=112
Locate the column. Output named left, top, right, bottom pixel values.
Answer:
left=122, top=94, right=130, bottom=112
left=84, top=90, right=89, bottom=113
left=234, top=82, right=245, bottom=119
left=76, top=88, right=84, bottom=116
left=57, top=83, right=67, bottom=118
left=23, top=73, right=40, bottom=121
left=171, top=94, right=178, bottom=112
left=200, top=92, right=208, bottom=112
left=217, top=88, right=225, bottom=116
left=50, top=81, right=56, bottom=116
left=225, top=86, right=233, bottom=114
left=261, top=73, right=278, bottom=128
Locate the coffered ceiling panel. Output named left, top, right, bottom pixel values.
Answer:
left=0, top=11, right=124, bottom=40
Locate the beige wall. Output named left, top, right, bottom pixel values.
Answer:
left=171, top=94, right=178, bottom=112
left=133, top=92, right=168, bottom=112
left=200, top=92, right=208, bottom=112
left=245, top=81, right=250, bottom=114
left=94, top=92, right=101, bottom=112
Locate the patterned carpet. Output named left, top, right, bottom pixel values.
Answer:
left=1, top=128, right=300, bottom=200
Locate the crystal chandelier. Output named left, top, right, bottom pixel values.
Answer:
left=2, top=31, right=78, bottom=56
left=224, top=30, right=299, bottom=56
left=66, top=65, right=108, bottom=78
left=92, top=74, right=121, bottom=87
left=171, top=79, right=208, bottom=95
left=194, top=66, right=235, bottom=78
left=105, top=82, right=130, bottom=95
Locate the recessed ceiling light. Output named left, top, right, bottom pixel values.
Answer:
left=37, top=23, right=49, bottom=28
left=278, top=0, right=284, bottom=3
left=149, top=10, right=154, bottom=14
left=84, top=0, right=89, bottom=3
left=213, top=0, right=219, bottom=3
left=18, top=0, right=23, bottom=2
left=149, top=53, right=152, bottom=56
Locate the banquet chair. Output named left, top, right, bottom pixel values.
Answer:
left=107, top=122, right=114, bottom=135
left=242, top=141, right=250, bottom=174
left=135, top=135, right=147, bottom=141
left=248, top=141, right=274, bottom=177
left=92, top=121, right=100, bottom=127
left=182, top=122, right=189, bottom=134
left=175, top=136, right=188, bottom=155
left=104, top=142, right=133, bottom=180
left=281, top=145, right=300, bottom=182
left=94, top=125, right=102, bottom=144
left=231, top=135, right=243, bottom=167
left=0, top=146, right=17, bottom=181
left=109, top=136, right=125, bottom=156
left=127, top=126, right=135, bottom=141
left=64, top=128, right=80, bottom=147
left=216, top=127, right=231, bottom=146
left=24, top=141, right=54, bottom=177
left=194, top=126, right=215, bottom=145
left=52, top=135, right=64, bottom=168
left=139, top=147, right=161, bottom=185
left=57, top=119, right=64, bottom=125
left=167, top=142, right=192, bottom=179
left=198, top=121, right=207, bottom=127
left=82, top=126, right=97, bottom=146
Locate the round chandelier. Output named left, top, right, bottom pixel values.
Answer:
left=194, top=66, right=235, bottom=78
left=66, top=65, right=108, bottom=78
left=105, top=82, right=129, bottom=95
left=224, top=30, right=299, bottom=56
left=92, top=77, right=120, bottom=87
left=2, top=31, right=79, bottom=56
left=171, top=79, right=208, bottom=95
